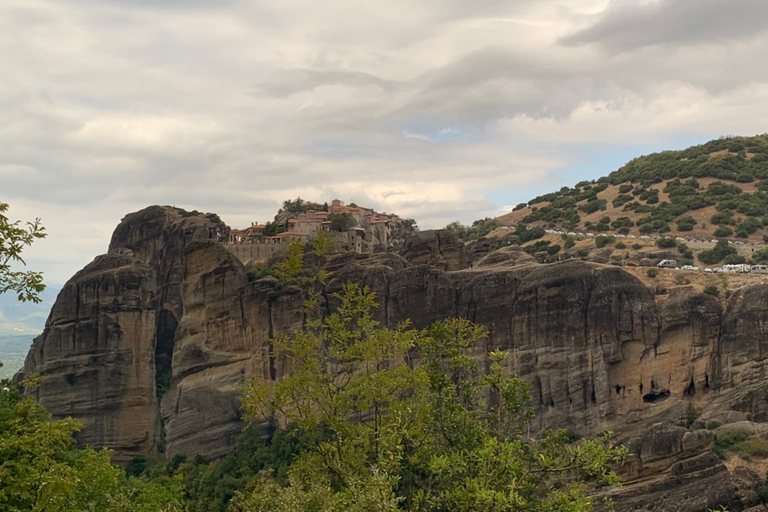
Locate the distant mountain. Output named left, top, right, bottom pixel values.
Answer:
left=0, top=284, right=61, bottom=378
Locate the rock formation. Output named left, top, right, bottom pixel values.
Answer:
left=18, top=208, right=768, bottom=509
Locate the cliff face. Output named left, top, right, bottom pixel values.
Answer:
left=18, top=207, right=224, bottom=463
left=18, top=210, right=768, bottom=509
left=19, top=250, right=159, bottom=464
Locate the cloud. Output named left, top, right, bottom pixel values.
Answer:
left=252, top=69, right=399, bottom=98
left=561, top=0, right=768, bottom=52
left=1, top=0, right=767, bottom=284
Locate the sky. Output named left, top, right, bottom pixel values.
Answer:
left=3, top=0, right=768, bottom=285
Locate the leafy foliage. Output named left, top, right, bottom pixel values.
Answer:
left=0, top=375, right=185, bottom=511
left=0, top=203, right=46, bottom=303
left=698, top=240, right=737, bottom=265
left=445, top=218, right=502, bottom=241
left=237, top=284, right=627, bottom=512
left=328, top=213, right=357, bottom=232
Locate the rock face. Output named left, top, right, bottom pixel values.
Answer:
left=18, top=206, right=768, bottom=509
left=19, top=249, right=159, bottom=464
left=17, top=207, right=225, bottom=463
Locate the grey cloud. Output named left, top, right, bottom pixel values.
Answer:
left=252, top=69, right=399, bottom=98
left=395, top=48, right=609, bottom=124
left=560, top=0, right=768, bottom=52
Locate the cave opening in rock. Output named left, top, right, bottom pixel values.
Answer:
left=704, top=374, right=710, bottom=391
left=643, top=388, right=671, bottom=403
left=684, top=377, right=696, bottom=397
left=615, top=384, right=621, bottom=395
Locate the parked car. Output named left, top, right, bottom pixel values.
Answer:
left=624, top=261, right=639, bottom=267
left=657, top=259, right=678, bottom=269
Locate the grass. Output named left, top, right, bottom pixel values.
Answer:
left=713, top=429, right=768, bottom=461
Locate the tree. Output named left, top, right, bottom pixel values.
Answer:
left=0, top=375, right=186, bottom=511
left=275, top=240, right=305, bottom=278
left=0, top=202, right=46, bottom=303
left=312, top=231, right=336, bottom=257
left=328, top=213, right=357, bottom=232
left=238, top=284, right=627, bottom=511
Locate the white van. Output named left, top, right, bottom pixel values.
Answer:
left=751, top=265, right=768, bottom=274
left=657, top=259, right=677, bottom=269
left=724, top=264, right=751, bottom=273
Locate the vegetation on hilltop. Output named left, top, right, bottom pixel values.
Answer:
left=503, top=135, right=768, bottom=240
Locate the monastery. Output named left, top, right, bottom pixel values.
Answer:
left=224, top=199, right=394, bottom=264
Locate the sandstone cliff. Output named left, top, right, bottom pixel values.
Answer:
left=18, top=208, right=768, bottom=509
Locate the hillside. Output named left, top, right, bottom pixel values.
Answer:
left=500, top=135, right=768, bottom=238
left=494, top=135, right=768, bottom=267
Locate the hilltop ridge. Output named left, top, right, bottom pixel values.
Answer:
left=486, top=135, right=768, bottom=268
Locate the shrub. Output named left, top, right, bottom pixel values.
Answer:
left=674, top=275, right=691, bottom=286
left=714, top=226, right=733, bottom=237
left=524, top=240, right=551, bottom=254
left=564, top=237, right=575, bottom=249
left=676, top=216, right=697, bottom=231
left=595, top=235, right=615, bottom=248
left=618, top=184, right=633, bottom=194
left=546, top=244, right=561, bottom=255
left=615, top=241, right=626, bottom=249
left=711, top=211, right=734, bottom=226
left=704, top=285, right=720, bottom=296
left=724, top=254, right=746, bottom=264
left=632, top=244, right=642, bottom=250
left=576, top=249, right=589, bottom=258
left=685, top=403, right=699, bottom=429
left=699, top=240, right=737, bottom=264
left=656, top=237, right=676, bottom=248
left=647, top=268, right=659, bottom=278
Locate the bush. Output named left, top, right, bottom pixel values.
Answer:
left=656, top=237, right=676, bottom=248
left=595, top=235, right=615, bottom=248
left=615, top=241, right=626, bottom=249
left=676, top=216, right=697, bottom=231
left=714, top=226, right=733, bottom=237
left=685, top=403, right=699, bottom=429
left=674, top=275, right=691, bottom=285
left=724, top=254, right=746, bottom=264
left=704, top=285, right=720, bottom=296
left=564, top=237, right=575, bottom=249
left=546, top=244, right=561, bottom=255
left=576, top=249, right=589, bottom=258
left=699, top=240, right=737, bottom=264
left=632, top=244, right=643, bottom=250
left=647, top=268, right=659, bottom=278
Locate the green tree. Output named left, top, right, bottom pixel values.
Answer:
left=328, top=213, right=357, bottom=232
left=0, top=202, right=46, bottom=302
left=239, top=284, right=627, bottom=512
left=275, top=240, right=305, bottom=278
left=0, top=376, right=185, bottom=511
left=312, top=231, right=336, bottom=257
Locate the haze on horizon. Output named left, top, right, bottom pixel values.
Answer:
left=3, top=0, right=768, bottom=284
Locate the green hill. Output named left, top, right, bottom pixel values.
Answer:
left=500, top=134, right=768, bottom=240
